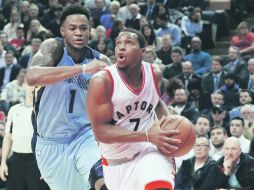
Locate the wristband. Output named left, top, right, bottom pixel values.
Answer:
left=82, top=64, right=87, bottom=74
left=145, top=129, right=149, bottom=142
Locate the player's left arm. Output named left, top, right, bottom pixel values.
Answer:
left=152, top=65, right=170, bottom=119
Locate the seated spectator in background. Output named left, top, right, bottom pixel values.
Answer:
left=163, top=47, right=183, bottom=80
left=100, top=0, right=120, bottom=31
left=230, top=117, right=250, bottom=153
left=217, top=72, right=240, bottom=111
left=224, top=46, right=247, bottom=81
left=202, top=56, right=225, bottom=98
left=210, top=127, right=228, bottom=161
left=231, top=21, right=254, bottom=57
left=143, top=46, right=164, bottom=72
left=161, top=78, right=184, bottom=106
left=0, top=50, right=21, bottom=91
left=0, top=31, right=17, bottom=55
left=250, top=137, right=254, bottom=157
left=180, top=7, right=203, bottom=54
left=229, top=89, right=252, bottom=120
left=239, top=58, right=254, bottom=92
left=95, top=39, right=113, bottom=57
left=90, top=0, right=110, bottom=27
left=0, top=69, right=26, bottom=111
left=175, top=136, right=216, bottom=190
left=125, top=3, right=142, bottom=30
left=156, top=34, right=173, bottom=65
left=109, top=19, right=125, bottom=46
left=201, top=91, right=225, bottom=115
left=184, top=37, right=211, bottom=76
left=3, top=9, right=20, bottom=41
left=26, top=19, right=49, bottom=43
left=9, top=24, right=26, bottom=57
left=155, top=13, right=181, bottom=46
left=178, top=61, right=201, bottom=94
left=187, top=77, right=205, bottom=111
left=212, top=137, right=254, bottom=189
left=152, top=4, right=170, bottom=29
left=117, top=0, right=133, bottom=25
left=139, top=0, right=159, bottom=24
left=47, top=4, right=63, bottom=37
left=173, top=88, right=199, bottom=123
left=141, top=24, right=159, bottom=50
left=195, top=115, right=211, bottom=136
left=210, top=105, right=230, bottom=135
left=19, top=37, right=42, bottom=69
left=240, top=104, right=254, bottom=141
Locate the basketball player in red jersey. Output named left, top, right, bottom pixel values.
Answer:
left=86, top=28, right=181, bottom=190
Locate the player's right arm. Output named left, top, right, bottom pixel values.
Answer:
left=26, top=38, right=107, bottom=86
left=86, top=72, right=180, bottom=155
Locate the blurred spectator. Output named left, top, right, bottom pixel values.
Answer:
left=9, top=24, right=26, bottom=56
left=0, top=40, right=6, bottom=68
left=173, top=88, right=199, bottom=123
left=212, top=137, right=254, bottom=189
left=152, top=4, right=169, bottom=29
left=187, top=77, right=205, bottom=111
left=240, top=104, right=254, bottom=141
left=250, top=137, right=254, bottom=157
left=161, top=78, right=184, bottom=106
left=210, top=127, right=228, bottom=161
left=178, top=61, right=201, bottom=93
left=201, top=91, right=225, bottom=115
left=3, top=9, right=20, bottom=41
left=109, top=19, right=125, bottom=46
left=47, top=4, right=63, bottom=37
left=143, top=46, right=164, bottom=72
left=229, top=89, right=252, bottom=120
left=125, top=3, right=142, bottom=30
left=175, top=135, right=216, bottom=190
left=163, top=47, right=183, bottom=79
left=0, top=50, right=21, bottom=91
left=224, top=46, right=247, bottom=81
left=117, top=0, right=134, bottom=25
left=217, top=72, right=240, bottom=111
left=139, top=0, right=159, bottom=24
left=231, top=21, right=254, bottom=57
left=0, top=84, right=50, bottom=190
left=0, top=8, right=7, bottom=30
left=239, top=58, right=254, bottom=92
left=155, top=13, right=181, bottom=46
left=0, top=69, right=26, bottom=111
left=181, top=7, right=203, bottom=54
left=90, top=0, right=110, bottom=28
left=195, top=115, right=211, bottom=136
left=0, top=31, right=17, bottom=55
left=100, top=0, right=120, bottom=30
left=95, top=39, right=113, bottom=57
left=26, top=19, right=49, bottom=43
left=141, top=24, right=158, bottom=50
left=156, top=34, right=173, bottom=65
left=23, top=3, right=41, bottom=33
left=20, top=1, right=30, bottom=27
left=210, top=105, right=229, bottom=135
left=184, top=37, right=211, bottom=76
left=230, top=117, right=250, bottom=153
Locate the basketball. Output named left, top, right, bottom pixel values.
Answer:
left=160, top=115, right=196, bottom=157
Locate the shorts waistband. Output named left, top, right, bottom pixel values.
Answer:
left=102, top=152, right=141, bottom=166
left=12, top=152, right=35, bottom=159
left=37, top=129, right=91, bottom=145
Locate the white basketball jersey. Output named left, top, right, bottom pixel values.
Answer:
left=100, top=62, right=160, bottom=159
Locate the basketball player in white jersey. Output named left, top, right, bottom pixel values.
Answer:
left=86, top=28, right=181, bottom=190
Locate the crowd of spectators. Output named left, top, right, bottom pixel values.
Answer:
left=0, top=0, right=254, bottom=189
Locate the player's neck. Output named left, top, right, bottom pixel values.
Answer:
left=66, top=45, right=85, bottom=63
left=119, top=66, right=143, bottom=90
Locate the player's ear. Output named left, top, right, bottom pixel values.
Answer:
left=60, top=26, right=65, bottom=37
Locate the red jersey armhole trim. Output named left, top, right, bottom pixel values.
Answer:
left=150, top=64, right=161, bottom=97
left=105, top=69, right=114, bottom=97
left=145, top=180, right=173, bottom=190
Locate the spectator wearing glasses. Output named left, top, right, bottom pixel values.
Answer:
left=210, top=105, right=229, bottom=134
left=175, top=135, right=216, bottom=190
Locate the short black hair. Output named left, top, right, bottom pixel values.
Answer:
left=60, top=5, right=91, bottom=26
left=172, top=47, right=183, bottom=56
left=210, top=126, right=228, bottom=136
left=231, top=116, right=244, bottom=126
left=119, top=28, right=146, bottom=48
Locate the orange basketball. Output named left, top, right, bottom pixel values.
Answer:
left=160, top=115, right=196, bottom=157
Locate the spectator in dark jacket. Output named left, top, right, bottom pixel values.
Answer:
left=212, top=136, right=254, bottom=190
left=175, top=135, right=216, bottom=190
